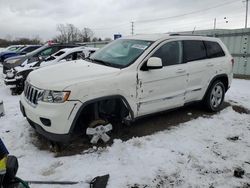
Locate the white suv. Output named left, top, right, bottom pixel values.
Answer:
left=20, top=34, right=234, bottom=144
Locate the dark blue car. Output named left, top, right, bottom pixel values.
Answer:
left=0, top=45, right=41, bottom=62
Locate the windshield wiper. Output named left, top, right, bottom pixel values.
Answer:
left=90, top=58, right=113, bottom=67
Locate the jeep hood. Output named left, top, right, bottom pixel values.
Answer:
left=27, top=60, right=121, bottom=90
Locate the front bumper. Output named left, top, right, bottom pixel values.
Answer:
left=2, top=59, right=23, bottom=73
left=20, top=93, right=82, bottom=142
left=27, top=118, right=71, bottom=143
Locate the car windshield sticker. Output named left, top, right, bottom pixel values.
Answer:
left=131, top=44, right=148, bottom=50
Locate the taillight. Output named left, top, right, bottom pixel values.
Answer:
left=231, top=58, right=234, bottom=67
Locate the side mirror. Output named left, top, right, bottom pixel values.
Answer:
left=142, top=57, right=163, bottom=71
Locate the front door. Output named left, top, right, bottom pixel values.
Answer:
left=137, top=41, right=188, bottom=116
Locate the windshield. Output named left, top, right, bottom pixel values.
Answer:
left=90, top=39, right=152, bottom=68
left=26, top=44, right=48, bottom=57
left=7, top=46, right=22, bottom=52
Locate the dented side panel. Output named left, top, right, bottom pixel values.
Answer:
left=137, top=64, right=188, bottom=116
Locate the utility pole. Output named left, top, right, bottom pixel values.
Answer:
left=213, top=18, right=217, bottom=30
left=131, top=21, right=134, bottom=35
left=245, top=0, right=249, bottom=28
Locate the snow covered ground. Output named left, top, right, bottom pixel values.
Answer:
left=0, top=70, right=250, bottom=187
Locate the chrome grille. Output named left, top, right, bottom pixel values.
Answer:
left=24, top=82, right=43, bottom=105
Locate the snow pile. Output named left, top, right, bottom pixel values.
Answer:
left=225, top=79, right=250, bottom=109
left=0, top=72, right=250, bottom=187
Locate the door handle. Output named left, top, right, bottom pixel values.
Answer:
left=207, top=63, right=214, bottom=67
left=176, top=69, right=186, bottom=74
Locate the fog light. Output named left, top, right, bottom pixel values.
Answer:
left=40, top=117, right=51, bottom=127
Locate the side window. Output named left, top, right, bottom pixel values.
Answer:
left=204, top=41, right=225, bottom=58
left=25, top=47, right=37, bottom=53
left=54, top=51, right=65, bottom=56
left=152, top=41, right=182, bottom=66
left=39, top=48, right=53, bottom=57
left=76, top=52, right=85, bottom=59
left=63, top=52, right=83, bottom=61
left=63, top=54, right=73, bottom=61
left=183, top=40, right=206, bottom=62
left=51, top=46, right=60, bottom=54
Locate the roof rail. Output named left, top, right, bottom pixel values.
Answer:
left=169, top=33, right=209, bottom=37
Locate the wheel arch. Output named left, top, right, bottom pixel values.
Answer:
left=69, top=95, right=134, bottom=134
left=203, top=74, right=229, bottom=101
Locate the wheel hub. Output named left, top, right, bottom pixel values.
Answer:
left=211, top=84, right=223, bottom=108
left=86, top=123, right=113, bottom=144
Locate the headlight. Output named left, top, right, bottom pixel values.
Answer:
left=6, top=59, right=17, bottom=64
left=6, top=71, right=14, bottom=78
left=40, top=90, right=70, bottom=103
left=6, top=69, right=16, bottom=78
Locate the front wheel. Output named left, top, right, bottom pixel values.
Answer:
left=86, top=119, right=113, bottom=144
left=204, top=80, right=225, bottom=112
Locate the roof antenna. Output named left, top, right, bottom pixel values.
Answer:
left=192, top=26, right=196, bottom=34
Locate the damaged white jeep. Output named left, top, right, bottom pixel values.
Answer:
left=20, top=34, right=233, bottom=144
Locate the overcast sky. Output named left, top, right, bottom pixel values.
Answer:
left=0, top=0, right=246, bottom=41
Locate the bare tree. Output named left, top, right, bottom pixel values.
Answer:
left=56, top=24, right=67, bottom=42
left=0, top=36, right=42, bottom=47
left=55, top=23, right=82, bottom=43
left=79, top=28, right=94, bottom=42
left=92, top=37, right=98, bottom=42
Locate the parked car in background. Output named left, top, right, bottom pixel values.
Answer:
left=0, top=45, right=25, bottom=53
left=4, top=46, right=98, bottom=94
left=0, top=45, right=41, bottom=63
left=2, top=43, right=80, bottom=74
left=19, top=34, right=233, bottom=144
left=39, top=46, right=98, bottom=67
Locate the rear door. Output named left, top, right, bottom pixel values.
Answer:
left=183, top=40, right=210, bottom=102
left=137, top=40, right=188, bottom=116
left=203, top=40, right=227, bottom=78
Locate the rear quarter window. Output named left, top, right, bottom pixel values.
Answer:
left=204, top=41, right=225, bottom=58
left=183, top=40, right=206, bottom=62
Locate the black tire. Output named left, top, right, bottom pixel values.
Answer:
left=204, top=80, right=225, bottom=112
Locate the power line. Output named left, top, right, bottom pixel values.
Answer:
left=135, top=0, right=239, bottom=23
left=135, top=15, right=246, bottom=34
left=136, top=11, right=245, bottom=31
left=88, top=0, right=240, bottom=34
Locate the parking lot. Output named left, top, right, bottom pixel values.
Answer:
left=1, top=65, right=250, bottom=187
